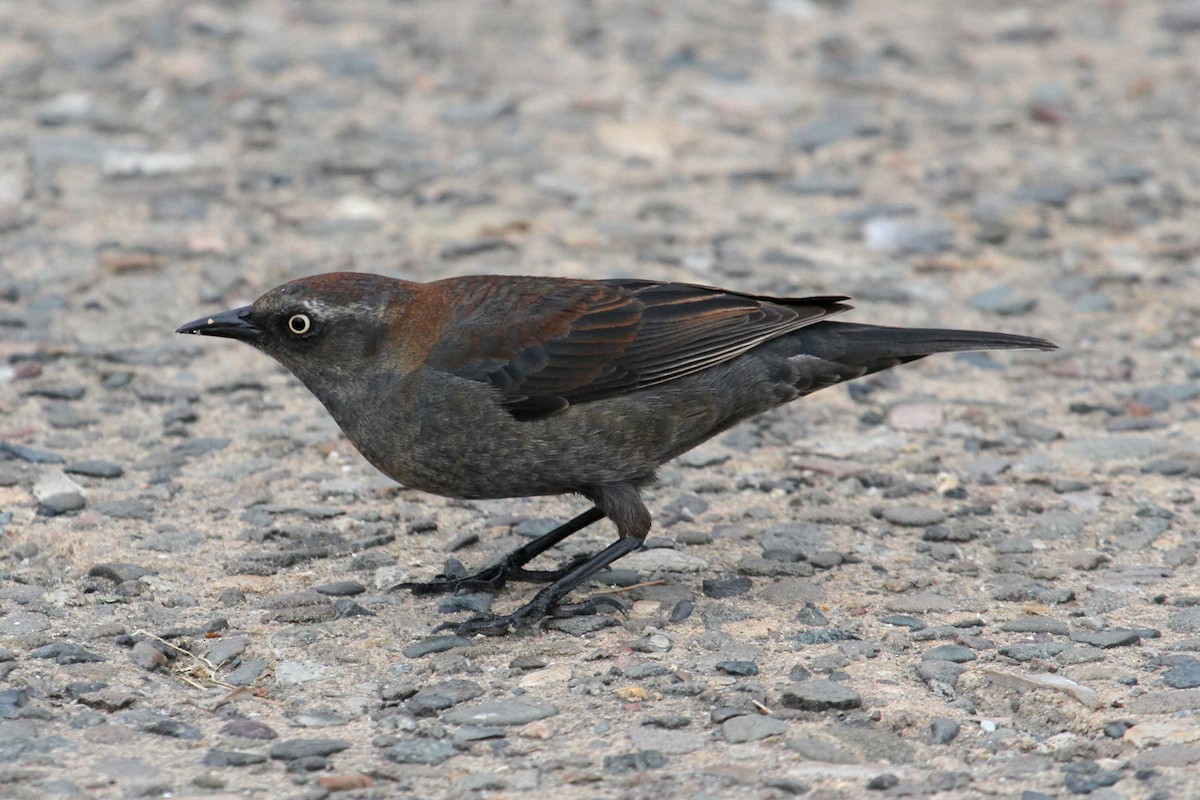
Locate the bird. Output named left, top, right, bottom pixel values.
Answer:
left=178, top=272, right=1056, bottom=635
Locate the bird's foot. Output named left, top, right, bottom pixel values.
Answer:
left=447, top=594, right=627, bottom=637
left=390, top=554, right=592, bottom=597
left=391, top=562, right=508, bottom=596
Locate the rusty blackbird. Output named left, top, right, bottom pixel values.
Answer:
left=178, top=272, right=1055, bottom=635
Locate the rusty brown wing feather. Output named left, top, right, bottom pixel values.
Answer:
left=428, top=278, right=851, bottom=420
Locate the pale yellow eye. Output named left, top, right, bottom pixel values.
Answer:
left=287, top=313, right=311, bottom=335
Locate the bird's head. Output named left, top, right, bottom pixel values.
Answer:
left=177, top=272, right=407, bottom=387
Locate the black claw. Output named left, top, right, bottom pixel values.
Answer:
left=454, top=613, right=518, bottom=637
left=549, top=595, right=628, bottom=619
left=389, top=564, right=507, bottom=596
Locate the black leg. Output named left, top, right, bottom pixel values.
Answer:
left=451, top=483, right=652, bottom=636
left=389, top=507, right=605, bottom=596
left=452, top=536, right=644, bottom=636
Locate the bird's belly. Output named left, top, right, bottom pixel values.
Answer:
left=332, top=367, right=783, bottom=501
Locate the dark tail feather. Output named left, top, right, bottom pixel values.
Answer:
left=784, top=321, right=1057, bottom=387
left=824, top=323, right=1057, bottom=360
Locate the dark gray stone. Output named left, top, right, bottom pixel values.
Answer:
left=702, top=576, right=752, bottom=598
left=0, top=441, right=63, bottom=463
left=721, top=714, right=788, bottom=743
left=915, top=661, right=966, bottom=690
left=922, top=645, right=976, bottom=663
left=64, top=460, right=124, bottom=478
left=998, top=642, right=1070, bottom=661
left=383, top=738, right=459, bottom=765
left=1070, top=629, right=1141, bottom=649
left=89, top=563, right=155, bottom=583
left=268, top=738, right=351, bottom=760
left=780, top=680, right=862, bottom=711
left=883, top=505, right=946, bottom=527
left=929, top=717, right=960, bottom=744
left=1163, top=660, right=1200, bottom=689
left=225, top=658, right=270, bottom=686
left=715, top=660, right=759, bottom=676
left=27, top=643, right=104, bottom=664
left=37, top=492, right=85, bottom=516
left=442, top=700, right=558, bottom=726
left=407, top=679, right=484, bottom=716
left=402, top=635, right=471, bottom=659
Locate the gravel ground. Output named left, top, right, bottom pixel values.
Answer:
left=2, top=1, right=1199, bottom=798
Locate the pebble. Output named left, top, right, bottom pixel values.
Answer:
left=621, top=549, right=709, bottom=574
left=1070, top=630, right=1141, bottom=649
left=881, top=614, right=926, bottom=631
left=929, top=718, right=960, bottom=744
left=883, top=505, right=946, bottom=527
left=442, top=700, right=559, bottom=726
left=408, top=680, right=484, bottom=716
left=402, top=636, right=471, bottom=659
left=677, top=449, right=729, bottom=468
left=642, top=715, right=690, bottom=729
left=0, top=441, right=64, bottom=463
left=721, top=715, right=789, bottom=743
left=141, top=718, right=202, bottom=740
left=922, top=645, right=976, bottom=663
left=452, top=725, right=506, bottom=744
left=702, top=576, right=752, bottom=598
left=333, top=598, right=372, bottom=617
left=313, top=580, right=365, bottom=596
left=382, top=739, right=459, bottom=765
left=64, top=460, right=124, bottom=478
left=998, top=643, right=1070, bottom=661
left=89, top=563, right=155, bottom=583
left=268, top=739, right=351, bottom=761
left=28, top=643, right=104, bottom=664
left=669, top=600, right=694, bottom=623
left=915, top=661, right=966, bottom=690
left=780, top=680, right=862, bottom=711
left=129, top=641, right=167, bottom=671
left=715, top=660, right=759, bottom=676
left=1142, top=458, right=1191, bottom=476
left=225, top=658, right=270, bottom=686
left=219, top=719, right=278, bottom=740
left=1162, top=660, right=1200, bottom=689
left=35, top=491, right=85, bottom=516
